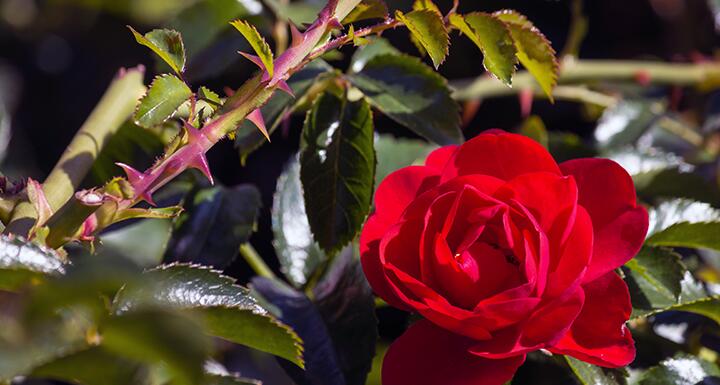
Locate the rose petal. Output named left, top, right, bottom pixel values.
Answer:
left=545, top=206, right=593, bottom=298
left=441, top=131, right=561, bottom=182
left=426, top=145, right=459, bottom=171
left=548, top=271, right=635, bottom=367
left=560, top=158, right=649, bottom=282
left=383, top=319, right=526, bottom=385
left=375, top=165, right=440, bottom=225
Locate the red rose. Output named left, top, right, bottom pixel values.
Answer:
left=360, top=131, right=648, bottom=385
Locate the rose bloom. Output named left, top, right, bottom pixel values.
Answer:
left=360, top=131, right=648, bottom=385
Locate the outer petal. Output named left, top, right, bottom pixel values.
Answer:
left=560, top=158, right=649, bottom=282
left=383, top=319, right=525, bottom=385
left=548, top=272, right=635, bottom=367
left=441, top=131, right=561, bottom=182
left=426, top=145, right=459, bottom=171
left=374, top=165, right=440, bottom=225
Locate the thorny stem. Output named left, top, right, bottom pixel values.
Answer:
left=4, top=67, right=146, bottom=236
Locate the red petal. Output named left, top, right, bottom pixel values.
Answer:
left=425, top=145, right=458, bottom=171
left=383, top=319, right=525, bottom=385
left=441, top=131, right=560, bottom=182
left=548, top=272, right=635, bottom=367
left=545, top=206, right=593, bottom=298
left=374, top=166, right=440, bottom=225
left=560, top=158, right=648, bottom=282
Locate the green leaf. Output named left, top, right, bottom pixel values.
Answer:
left=624, top=246, right=684, bottom=312
left=230, top=19, right=274, bottom=77
left=272, top=156, right=326, bottom=288
left=395, top=9, right=449, bottom=69
left=519, top=115, right=549, bottom=148
left=348, top=53, right=462, bottom=145
left=449, top=13, right=517, bottom=85
left=114, top=264, right=304, bottom=367
left=134, top=74, right=192, bottom=129
left=129, top=27, right=186, bottom=74
left=564, top=356, right=628, bottom=385
left=374, top=133, right=435, bottom=185
left=412, top=0, right=440, bottom=12
left=100, top=218, right=174, bottom=268
left=342, top=0, right=388, bottom=24
left=300, top=92, right=376, bottom=255
left=646, top=222, right=720, bottom=251
left=30, top=347, right=141, bottom=385
left=164, top=184, right=262, bottom=269
left=646, top=199, right=720, bottom=236
left=495, top=11, right=558, bottom=99
left=0, top=234, right=66, bottom=291
left=349, top=37, right=400, bottom=73
left=594, top=100, right=662, bottom=149
left=638, top=354, right=720, bottom=385
left=635, top=169, right=720, bottom=207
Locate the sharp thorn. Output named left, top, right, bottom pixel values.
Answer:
left=116, top=162, right=144, bottom=185
left=277, top=80, right=294, bottom=97
left=190, top=153, right=214, bottom=184
left=247, top=108, right=270, bottom=142
left=238, top=51, right=266, bottom=70
left=290, top=23, right=304, bottom=47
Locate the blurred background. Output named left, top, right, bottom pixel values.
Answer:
left=2, top=0, right=720, bottom=383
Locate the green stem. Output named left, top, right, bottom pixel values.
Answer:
left=5, top=67, right=146, bottom=236
left=239, top=243, right=277, bottom=279
left=451, top=59, right=720, bottom=101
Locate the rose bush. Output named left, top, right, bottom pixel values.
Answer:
left=360, top=130, right=649, bottom=385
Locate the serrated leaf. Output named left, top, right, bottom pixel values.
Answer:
left=300, top=92, right=376, bottom=255
left=114, top=264, right=304, bottom=367
left=624, top=246, right=685, bottom=312
left=449, top=13, right=517, bottom=85
left=349, top=37, right=399, bottom=73
left=395, top=9, right=449, bottom=69
left=0, top=234, right=66, bottom=291
left=638, top=354, right=720, bottom=385
left=230, top=20, right=274, bottom=77
left=564, top=356, right=628, bottom=385
left=495, top=11, right=558, bottom=99
left=164, top=184, right=261, bottom=269
left=646, top=222, right=720, bottom=251
left=412, top=0, right=440, bottom=12
left=374, top=133, right=435, bottom=185
left=342, top=0, right=388, bottom=24
left=134, top=74, right=192, bottom=129
left=272, top=156, right=326, bottom=288
left=199, top=86, right=222, bottom=105
left=129, top=27, right=186, bottom=74
left=348, top=53, right=462, bottom=145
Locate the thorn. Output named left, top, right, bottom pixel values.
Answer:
left=116, top=162, right=144, bottom=185
left=247, top=108, right=271, bottom=142
left=519, top=88, right=533, bottom=118
left=290, top=23, right=304, bottom=47
left=238, top=51, right=266, bottom=70
left=140, top=191, right=156, bottom=206
left=189, top=153, right=214, bottom=185
left=277, top=80, right=294, bottom=97
left=327, top=17, right=343, bottom=30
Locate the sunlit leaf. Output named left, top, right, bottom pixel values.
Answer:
left=647, top=199, right=720, bottom=236
left=134, top=74, right=192, bottom=128
left=230, top=19, right=274, bottom=77
left=594, top=100, right=661, bottom=149
left=412, top=0, right=440, bottom=12
left=495, top=11, right=558, bottom=99
left=349, top=37, right=399, bottom=73
left=638, top=354, right=720, bottom=385
left=0, top=234, right=66, bottom=291
left=449, top=13, right=517, bottom=85
left=129, top=27, right=186, bottom=74
left=625, top=246, right=685, bottom=311
left=114, top=264, right=304, bottom=367
left=564, top=356, right=627, bottom=385
left=646, top=222, right=720, bottom=251
left=395, top=9, right=449, bottom=69
left=342, top=0, right=388, bottom=24
left=348, top=53, right=462, bottom=145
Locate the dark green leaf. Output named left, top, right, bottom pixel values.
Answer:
left=134, top=74, right=192, bottom=128
left=638, top=354, right=720, bottom=385
left=495, top=11, right=558, bottom=99
left=300, top=92, right=376, bottom=255
left=236, top=60, right=333, bottom=162
left=646, top=222, right=720, bottom=251
left=348, top=53, right=462, bottom=145
left=100, top=218, right=174, bottom=268
left=129, top=27, right=186, bottom=74
left=272, top=156, right=326, bottom=288
left=0, top=234, right=66, bottom=291
left=349, top=37, right=399, bottom=74
left=374, top=133, right=434, bottom=185
left=395, top=9, right=449, bottom=69
left=564, top=356, right=627, bottom=385
left=342, top=0, right=388, bottom=24
left=114, top=264, right=304, bottom=367
left=635, top=169, right=720, bottom=207
left=30, top=347, right=141, bottom=385
left=449, top=13, right=517, bottom=85
left=164, top=184, right=261, bottom=269
left=624, top=246, right=685, bottom=313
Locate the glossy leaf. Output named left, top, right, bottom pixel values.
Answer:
left=134, top=74, right=192, bottom=128
left=164, top=184, right=261, bottom=269
left=235, top=60, right=333, bottom=162
left=495, top=11, right=558, bottom=99
left=129, top=27, right=186, bottom=74
left=647, top=199, right=720, bottom=236
left=349, top=37, right=399, bottom=74
left=395, top=9, right=449, bottom=69
left=0, top=234, right=66, bottom=291
left=114, top=264, right=304, bottom=367
left=638, top=354, right=720, bottom=385
left=449, top=13, right=517, bottom=85
left=272, top=155, right=326, bottom=288
left=594, top=100, right=660, bottom=149
left=100, top=218, right=174, bottom=267
left=646, top=222, right=720, bottom=251
left=374, top=133, right=435, bottom=185
left=230, top=19, right=274, bottom=77
left=564, top=356, right=627, bottom=385
left=348, top=53, right=462, bottom=145
left=300, top=92, right=376, bottom=255
left=624, top=246, right=685, bottom=312
left=342, top=0, right=388, bottom=24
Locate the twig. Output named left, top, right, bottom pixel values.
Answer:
left=240, top=243, right=276, bottom=279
